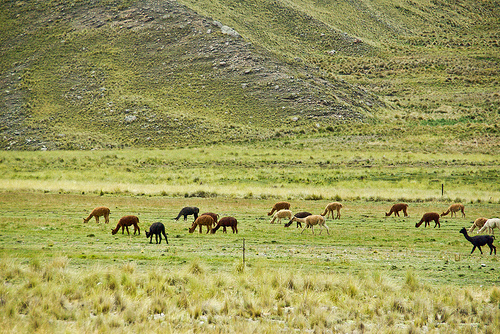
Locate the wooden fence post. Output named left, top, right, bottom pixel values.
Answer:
left=242, top=238, right=245, bottom=269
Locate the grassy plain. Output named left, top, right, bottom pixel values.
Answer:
left=1, top=146, right=499, bottom=201
left=1, top=148, right=499, bottom=333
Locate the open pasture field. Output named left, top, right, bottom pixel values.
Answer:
left=1, top=148, right=499, bottom=332
left=0, top=189, right=499, bottom=333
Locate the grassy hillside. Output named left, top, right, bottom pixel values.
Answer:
left=0, top=0, right=499, bottom=151
left=180, top=0, right=500, bottom=144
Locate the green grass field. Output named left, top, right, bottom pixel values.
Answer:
left=1, top=148, right=499, bottom=332
left=1, top=146, right=499, bottom=202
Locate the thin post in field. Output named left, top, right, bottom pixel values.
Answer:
left=242, top=238, right=245, bottom=270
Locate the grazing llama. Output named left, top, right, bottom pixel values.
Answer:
left=146, top=222, right=168, bottom=244
left=83, top=206, right=110, bottom=224
left=321, top=202, right=343, bottom=219
left=174, top=206, right=199, bottom=221
left=270, top=209, right=292, bottom=224
left=441, top=203, right=465, bottom=218
left=468, top=217, right=488, bottom=233
left=385, top=203, right=408, bottom=217
left=289, top=215, right=329, bottom=235
left=112, top=215, right=140, bottom=235
left=285, top=212, right=312, bottom=228
left=200, top=212, right=219, bottom=224
left=189, top=215, right=214, bottom=234
left=211, top=216, right=238, bottom=234
left=478, top=218, right=500, bottom=235
left=267, top=201, right=291, bottom=216
left=415, top=212, right=440, bottom=228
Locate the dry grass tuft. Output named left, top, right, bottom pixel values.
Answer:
left=0, top=257, right=499, bottom=332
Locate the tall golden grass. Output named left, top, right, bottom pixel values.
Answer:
left=1, top=256, right=499, bottom=333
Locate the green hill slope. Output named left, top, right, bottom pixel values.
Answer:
left=0, top=0, right=382, bottom=150
left=1, top=0, right=498, bottom=151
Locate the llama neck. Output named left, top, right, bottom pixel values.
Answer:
left=461, top=231, right=473, bottom=242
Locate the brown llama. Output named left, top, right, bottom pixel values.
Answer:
left=468, top=217, right=488, bottom=233
left=441, top=203, right=465, bottom=218
left=385, top=203, right=408, bottom=217
left=189, top=215, right=214, bottom=234
left=267, top=201, right=291, bottom=216
left=200, top=212, right=219, bottom=224
left=321, top=202, right=343, bottom=219
left=415, top=212, right=440, bottom=228
left=211, top=216, right=238, bottom=234
left=112, top=215, right=140, bottom=235
left=83, top=206, right=110, bottom=224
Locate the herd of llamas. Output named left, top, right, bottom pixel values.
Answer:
left=83, top=201, right=498, bottom=254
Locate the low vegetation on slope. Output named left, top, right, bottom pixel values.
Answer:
left=181, top=0, right=500, bottom=147
left=0, top=0, right=498, bottom=151
left=0, top=0, right=382, bottom=150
